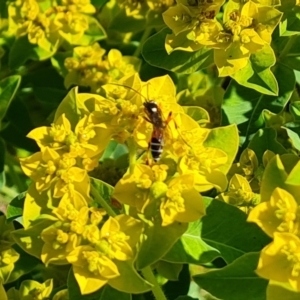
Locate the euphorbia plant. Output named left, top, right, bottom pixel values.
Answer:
left=1, top=0, right=300, bottom=299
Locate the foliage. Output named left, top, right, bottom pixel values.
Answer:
left=1, top=0, right=300, bottom=299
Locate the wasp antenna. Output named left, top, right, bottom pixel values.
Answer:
left=106, top=83, right=148, bottom=102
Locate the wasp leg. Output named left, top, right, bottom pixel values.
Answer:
left=143, top=116, right=152, bottom=124
left=165, top=111, right=173, bottom=126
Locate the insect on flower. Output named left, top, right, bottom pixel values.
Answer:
left=106, top=82, right=174, bottom=164
left=143, top=100, right=172, bottom=163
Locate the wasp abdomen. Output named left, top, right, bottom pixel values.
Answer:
left=150, top=136, right=164, bottom=162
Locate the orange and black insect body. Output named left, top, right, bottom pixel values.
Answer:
left=106, top=83, right=173, bottom=163
left=143, top=100, right=172, bottom=163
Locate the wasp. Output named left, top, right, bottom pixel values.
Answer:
left=143, top=100, right=172, bottom=163
left=106, top=82, right=173, bottom=164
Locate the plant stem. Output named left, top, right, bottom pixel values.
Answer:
left=133, top=27, right=152, bottom=57
left=90, top=184, right=117, bottom=217
left=142, top=266, right=168, bottom=300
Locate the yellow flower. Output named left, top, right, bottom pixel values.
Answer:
left=20, top=148, right=62, bottom=192
left=256, top=232, right=300, bottom=292
left=162, top=0, right=225, bottom=53
left=113, top=164, right=205, bottom=226
left=98, top=217, right=133, bottom=261
left=19, top=279, right=53, bottom=300
left=67, top=245, right=120, bottom=293
left=66, top=215, right=142, bottom=294
left=27, top=113, right=72, bottom=151
left=218, top=174, right=260, bottom=211
left=248, top=188, right=299, bottom=237
left=159, top=174, right=205, bottom=226
left=214, top=0, right=282, bottom=76
left=113, top=164, right=154, bottom=212
left=178, top=144, right=228, bottom=192
left=64, top=44, right=141, bottom=92
left=20, top=145, right=92, bottom=197
left=28, top=111, right=112, bottom=164
left=0, top=248, right=20, bottom=283
left=41, top=221, right=80, bottom=265
left=62, top=0, right=96, bottom=14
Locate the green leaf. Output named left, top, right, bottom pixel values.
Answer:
left=100, top=140, right=128, bottom=161
left=163, top=264, right=190, bottom=299
left=11, top=220, right=54, bottom=259
left=137, top=220, right=188, bottom=269
left=0, top=282, right=7, bottom=300
left=201, top=199, right=271, bottom=264
left=109, top=9, right=147, bottom=33
left=9, top=36, right=57, bottom=69
left=231, top=44, right=278, bottom=95
left=6, top=192, right=26, bottom=222
left=109, top=260, right=151, bottom=293
left=0, top=137, right=5, bottom=175
left=278, top=35, right=300, bottom=70
left=182, top=106, right=209, bottom=125
left=68, top=269, right=131, bottom=300
left=248, top=128, right=288, bottom=163
left=267, top=281, right=300, bottom=300
left=175, top=297, right=198, bottom=300
left=0, top=171, right=4, bottom=191
left=289, top=101, right=300, bottom=121
left=51, top=52, right=71, bottom=78
left=7, top=244, right=40, bottom=283
left=142, top=27, right=214, bottom=74
left=260, top=154, right=300, bottom=202
left=0, top=75, right=21, bottom=124
left=156, top=261, right=182, bottom=280
left=204, top=124, right=239, bottom=174
left=279, top=1, right=300, bottom=36
left=223, top=64, right=295, bottom=146
left=75, top=16, right=107, bottom=45
left=90, top=177, right=119, bottom=213
left=163, top=219, right=220, bottom=265
left=54, top=87, right=81, bottom=129
left=284, top=127, right=300, bottom=151
left=286, top=159, right=300, bottom=186
left=91, top=0, right=107, bottom=8
left=193, top=252, right=268, bottom=300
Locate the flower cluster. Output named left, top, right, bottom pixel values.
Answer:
left=247, top=154, right=300, bottom=292
left=8, top=0, right=101, bottom=52
left=0, top=216, right=20, bottom=284
left=218, top=148, right=268, bottom=212
left=116, top=0, right=174, bottom=18
left=63, top=43, right=141, bottom=93
left=13, top=71, right=238, bottom=294
left=5, top=279, right=54, bottom=300
left=162, top=0, right=282, bottom=76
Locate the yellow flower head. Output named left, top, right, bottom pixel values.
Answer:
left=19, top=279, right=53, bottom=300
left=0, top=248, right=20, bottom=283
left=256, top=232, right=300, bottom=292
left=20, top=148, right=61, bottom=192
left=113, top=164, right=205, bottom=226
left=64, top=44, right=141, bottom=93
left=65, top=215, right=142, bottom=294
left=41, top=222, right=79, bottom=265
left=248, top=188, right=300, bottom=237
